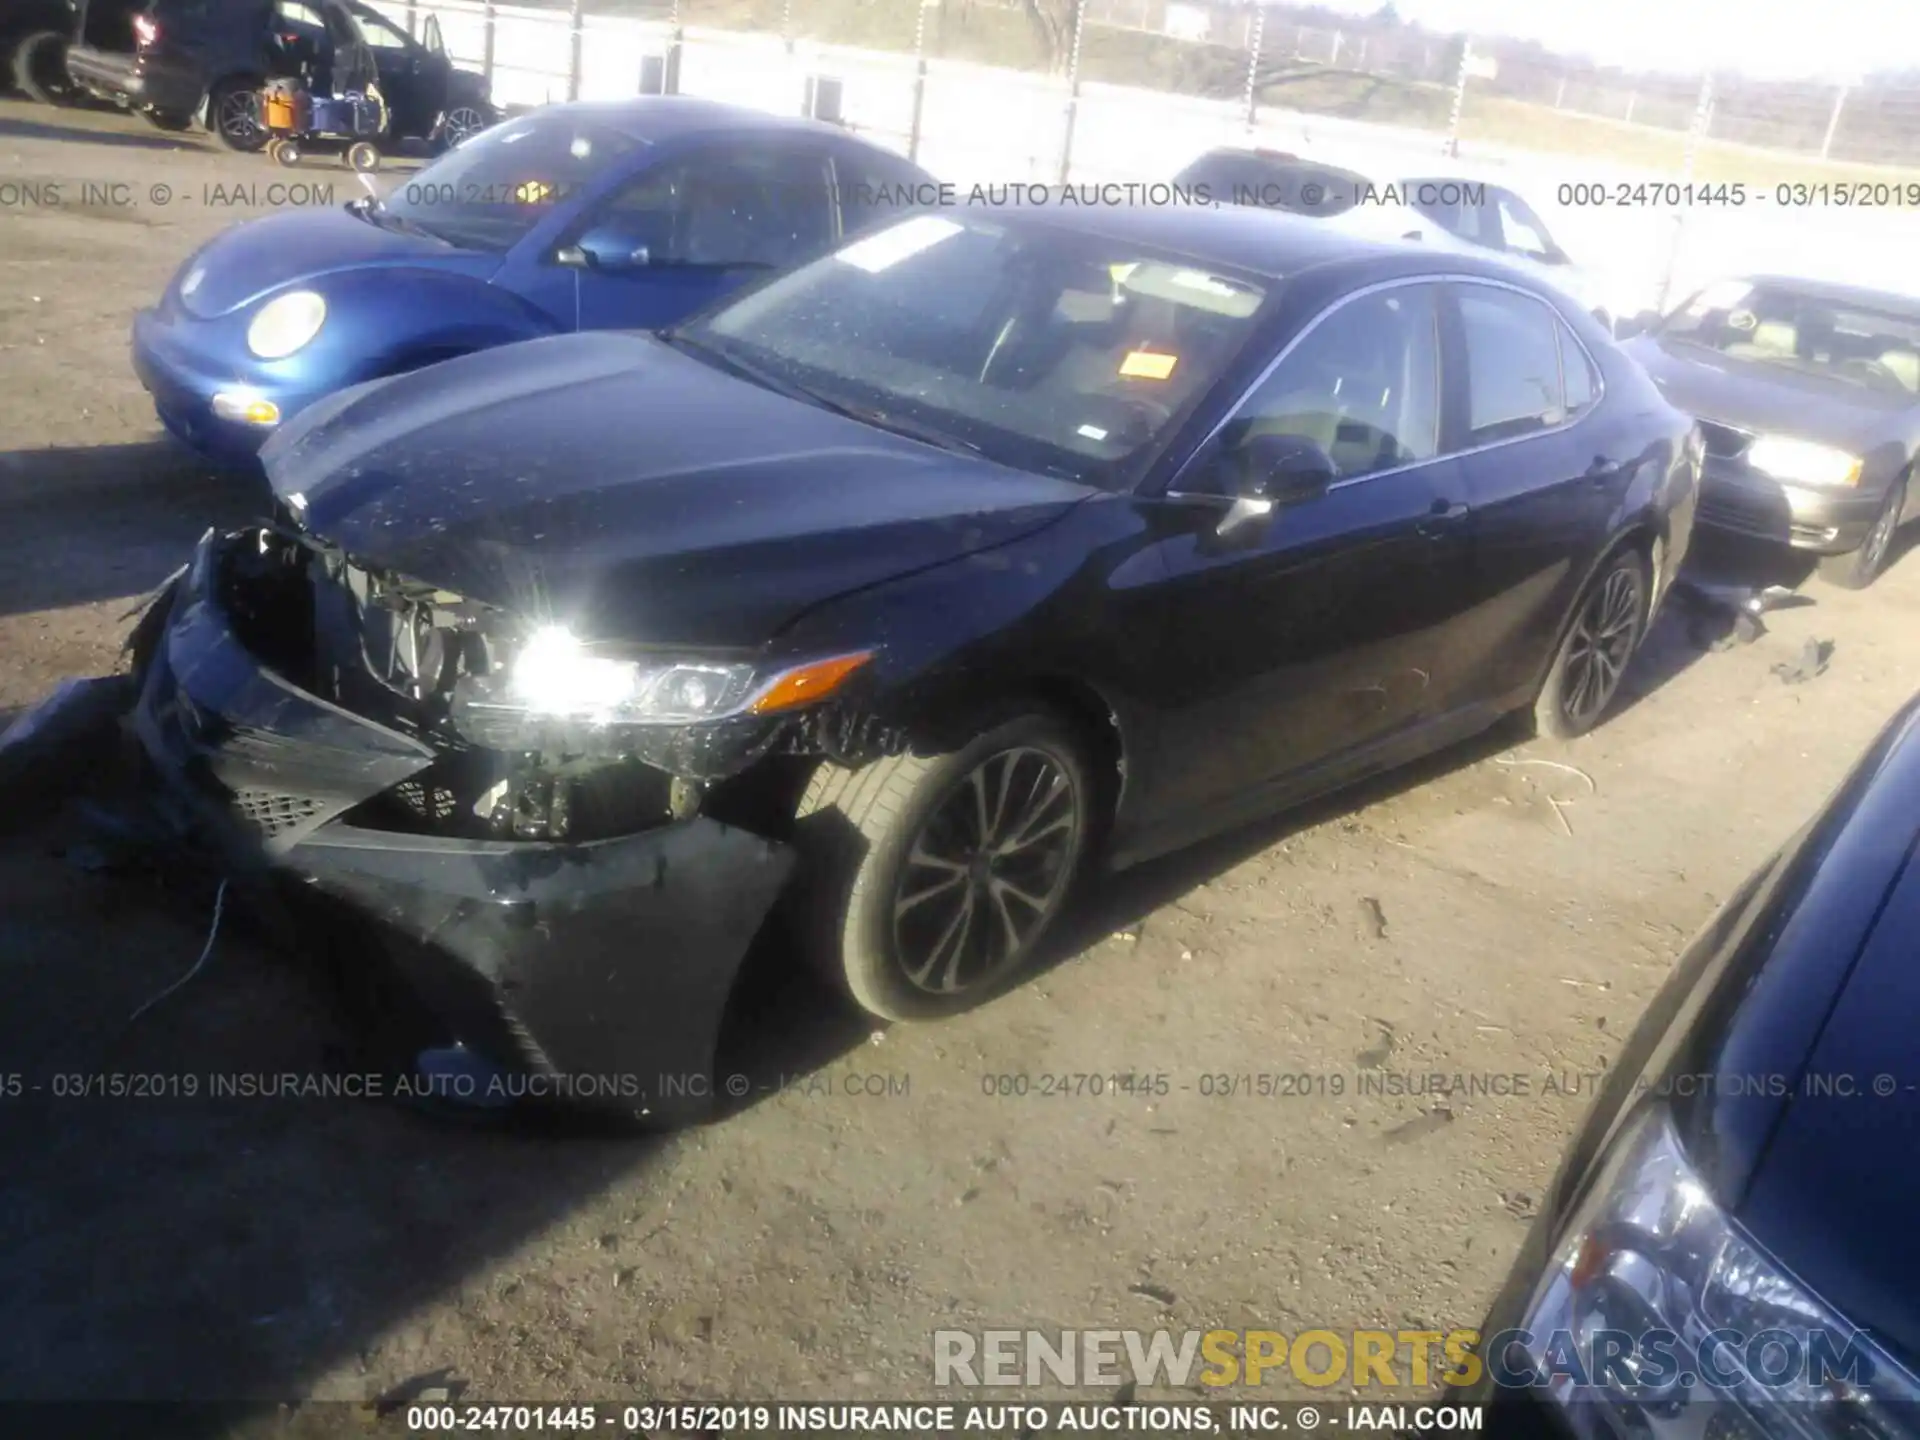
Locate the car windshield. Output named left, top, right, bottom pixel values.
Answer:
left=368, top=117, right=642, bottom=252
left=673, top=212, right=1273, bottom=487
left=1659, top=278, right=1920, bottom=400
left=1171, top=151, right=1369, bottom=218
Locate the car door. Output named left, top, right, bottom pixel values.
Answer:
left=560, top=141, right=838, bottom=332
left=1440, top=279, right=1626, bottom=709
left=346, top=1, right=437, bottom=137
left=1137, top=280, right=1474, bottom=822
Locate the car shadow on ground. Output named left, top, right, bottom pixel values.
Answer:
left=0, top=442, right=265, bottom=618
left=0, top=111, right=207, bottom=152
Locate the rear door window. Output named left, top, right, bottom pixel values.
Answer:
left=1456, top=283, right=1567, bottom=443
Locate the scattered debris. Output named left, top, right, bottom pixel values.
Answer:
left=0, top=675, right=133, bottom=834
left=1382, top=1106, right=1454, bottom=1144
left=1128, top=1281, right=1178, bottom=1306
left=1501, top=1190, right=1539, bottom=1220
left=1355, top=1020, right=1396, bottom=1069
left=1677, top=579, right=1810, bottom=650
left=1772, top=637, right=1834, bottom=685
left=1358, top=896, right=1389, bottom=939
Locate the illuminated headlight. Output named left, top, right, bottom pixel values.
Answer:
left=1747, top=436, right=1863, bottom=489
left=1504, top=1104, right=1912, bottom=1437
left=465, top=624, right=874, bottom=729
left=247, top=290, right=327, bottom=360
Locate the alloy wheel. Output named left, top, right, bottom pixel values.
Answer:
left=440, top=106, right=488, bottom=148
left=218, top=89, right=263, bottom=146
left=890, top=746, right=1083, bottom=997
left=1561, top=563, right=1643, bottom=728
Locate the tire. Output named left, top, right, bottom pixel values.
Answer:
left=1817, top=475, right=1906, bottom=591
left=12, top=30, right=74, bottom=106
left=434, top=102, right=494, bottom=152
left=346, top=141, right=380, bottom=173
left=144, top=108, right=195, bottom=131
left=207, top=77, right=268, bottom=151
left=792, top=709, right=1094, bottom=1022
left=1533, top=546, right=1651, bottom=740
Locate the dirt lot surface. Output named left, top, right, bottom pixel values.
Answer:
left=4, top=96, right=1919, bottom=1434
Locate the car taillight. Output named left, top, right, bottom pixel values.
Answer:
left=133, top=15, right=160, bottom=46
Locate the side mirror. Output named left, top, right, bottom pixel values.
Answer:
left=1217, top=433, right=1336, bottom=536
left=558, top=227, right=651, bottom=270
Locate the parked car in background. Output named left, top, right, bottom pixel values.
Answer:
left=1448, top=690, right=1920, bottom=1437
left=1621, top=276, right=1920, bottom=588
left=61, top=0, right=491, bottom=149
left=124, top=203, right=1695, bottom=1118
left=1176, top=148, right=1614, bottom=329
left=131, top=97, right=935, bottom=463
left=4, top=0, right=79, bottom=102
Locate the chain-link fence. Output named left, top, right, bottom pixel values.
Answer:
left=381, top=0, right=1920, bottom=314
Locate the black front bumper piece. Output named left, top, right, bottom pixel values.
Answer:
left=131, top=530, right=796, bottom=1123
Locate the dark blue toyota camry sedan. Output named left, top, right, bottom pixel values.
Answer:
left=123, top=202, right=1698, bottom=1120
left=130, top=96, right=935, bottom=464
left=1447, top=690, right=1920, bottom=1437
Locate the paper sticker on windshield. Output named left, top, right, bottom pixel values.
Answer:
left=835, top=215, right=964, bottom=273
left=516, top=179, right=555, bottom=205
left=1119, top=350, right=1178, bottom=380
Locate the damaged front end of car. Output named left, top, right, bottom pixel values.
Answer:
left=126, top=522, right=895, bottom=1123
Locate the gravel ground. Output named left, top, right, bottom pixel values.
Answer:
left=3, top=96, right=1918, bottom=1433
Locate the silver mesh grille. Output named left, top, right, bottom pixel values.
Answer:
left=231, top=788, right=326, bottom=838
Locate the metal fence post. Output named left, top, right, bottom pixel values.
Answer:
left=405, top=0, right=417, bottom=38
left=1444, top=37, right=1470, bottom=157
left=1657, top=70, right=1715, bottom=313
left=907, top=0, right=930, bottom=164
left=1821, top=81, right=1851, bottom=159
left=1056, top=0, right=1088, bottom=186
left=567, top=0, right=584, bottom=102
left=666, top=0, right=683, bottom=95
left=1242, top=5, right=1265, bottom=131
left=482, top=0, right=496, bottom=89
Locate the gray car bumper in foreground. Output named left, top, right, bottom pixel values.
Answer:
left=128, top=530, right=795, bottom=1124
left=1695, top=459, right=1885, bottom=555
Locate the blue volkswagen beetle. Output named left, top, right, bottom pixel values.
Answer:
left=132, top=96, right=938, bottom=464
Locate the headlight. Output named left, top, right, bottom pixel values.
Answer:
left=1504, top=1104, right=1914, bottom=1437
left=247, top=290, right=327, bottom=360
left=462, top=624, right=873, bottom=729
left=1746, top=436, right=1863, bottom=489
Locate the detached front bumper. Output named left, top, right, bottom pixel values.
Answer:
left=1695, top=458, right=1884, bottom=555
left=130, top=530, right=796, bottom=1122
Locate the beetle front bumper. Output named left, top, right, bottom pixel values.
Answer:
left=127, top=529, right=796, bottom=1123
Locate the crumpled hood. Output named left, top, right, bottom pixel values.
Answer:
left=262, top=332, right=1095, bottom=648
left=176, top=206, right=501, bottom=319
left=1624, top=334, right=1906, bottom=451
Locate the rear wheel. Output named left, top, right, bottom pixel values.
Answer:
left=1817, top=475, right=1906, bottom=590
left=12, top=30, right=75, bottom=105
left=1533, top=547, right=1650, bottom=739
left=435, top=102, right=493, bottom=152
left=792, top=710, right=1093, bottom=1022
left=207, top=77, right=267, bottom=151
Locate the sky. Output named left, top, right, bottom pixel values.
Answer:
left=1313, top=0, right=1920, bottom=80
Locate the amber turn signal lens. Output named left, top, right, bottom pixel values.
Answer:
left=748, top=651, right=874, bottom=715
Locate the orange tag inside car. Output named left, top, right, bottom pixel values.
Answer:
left=1119, top=350, right=1178, bottom=380
left=516, top=179, right=555, bottom=205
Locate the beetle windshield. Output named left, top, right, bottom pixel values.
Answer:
left=673, top=211, right=1275, bottom=487
left=369, top=116, right=641, bottom=252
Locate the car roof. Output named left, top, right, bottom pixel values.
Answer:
left=982, top=200, right=1529, bottom=287
left=509, top=96, right=890, bottom=148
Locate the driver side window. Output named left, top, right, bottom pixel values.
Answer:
left=1202, top=284, right=1441, bottom=492
left=586, top=150, right=835, bottom=269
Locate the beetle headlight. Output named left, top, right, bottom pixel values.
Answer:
left=1500, top=1104, right=1912, bottom=1436
left=247, top=290, right=327, bottom=360
left=1746, top=436, right=1863, bottom=489
left=456, top=624, right=874, bottom=733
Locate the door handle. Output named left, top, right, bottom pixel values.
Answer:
left=1416, top=499, right=1468, bottom=538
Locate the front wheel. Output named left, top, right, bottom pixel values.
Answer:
left=793, top=711, right=1094, bottom=1022
left=12, top=31, right=75, bottom=105
left=1533, top=547, right=1650, bottom=739
left=1817, top=476, right=1906, bottom=590
left=434, top=102, right=494, bottom=152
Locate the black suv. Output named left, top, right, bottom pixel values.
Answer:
left=60, top=0, right=493, bottom=150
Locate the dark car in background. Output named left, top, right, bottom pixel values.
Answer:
left=123, top=203, right=1695, bottom=1119
left=132, top=98, right=936, bottom=463
left=61, top=0, right=491, bottom=148
left=1450, top=691, right=1920, bottom=1437
left=4, top=0, right=78, bottom=101
left=1623, top=275, right=1920, bottom=588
